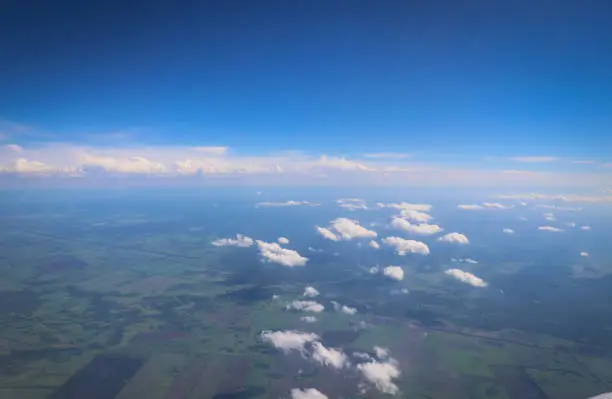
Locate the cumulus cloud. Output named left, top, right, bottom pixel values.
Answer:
left=369, top=240, right=380, bottom=249
left=538, top=226, right=564, bottom=232
left=290, top=388, right=328, bottom=399
left=502, top=228, right=515, bottom=234
left=211, top=234, right=254, bottom=247
left=256, top=240, right=308, bottom=267
left=277, top=236, right=290, bottom=244
left=316, top=226, right=340, bottom=241
left=438, top=232, right=469, bottom=244
left=537, top=204, right=582, bottom=211
left=390, top=217, right=443, bottom=235
left=398, top=209, right=433, bottom=223
left=451, top=257, right=478, bottom=264
left=457, top=202, right=511, bottom=210
left=357, top=351, right=401, bottom=395
left=337, top=198, right=368, bottom=211
left=287, top=300, right=325, bottom=313
left=495, top=193, right=612, bottom=203
left=377, top=202, right=432, bottom=212
left=300, top=316, right=318, bottom=323
left=3, top=144, right=23, bottom=152
left=317, top=218, right=377, bottom=241
left=445, top=268, right=487, bottom=287
left=383, top=266, right=404, bottom=281
left=303, top=286, right=320, bottom=298
left=382, top=236, right=430, bottom=255
left=580, top=251, right=589, bottom=257
left=340, top=305, right=357, bottom=315
left=543, top=212, right=556, bottom=221
left=510, top=156, right=558, bottom=163
left=311, top=342, right=349, bottom=369
left=256, top=200, right=319, bottom=207
left=260, top=330, right=319, bottom=353
left=581, top=225, right=591, bottom=230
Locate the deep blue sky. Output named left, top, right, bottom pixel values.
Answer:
left=1, top=0, right=611, bottom=157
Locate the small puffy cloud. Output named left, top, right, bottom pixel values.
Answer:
left=3, top=144, right=23, bottom=152
left=502, top=228, right=515, bottom=234
left=256, top=240, right=308, bottom=267
left=378, top=202, right=432, bottom=212
left=260, top=330, right=319, bottom=353
left=277, top=236, right=290, bottom=245
left=190, top=146, right=228, bottom=156
left=438, top=232, right=470, bottom=244
left=383, top=266, right=404, bottom=281
left=357, top=354, right=401, bottom=395
left=290, top=388, right=328, bottom=399
left=340, top=305, right=357, bottom=315
left=211, top=234, right=254, bottom=247
left=369, top=240, right=380, bottom=249
left=451, top=258, right=478, bottom=264
left=291, top=388, right=327, bottom=399
left=330, top=218, right=377, bottom=240
left=382, top=236, right=430, bottom=255
left=580, top=251, right=589, bottom=257
left=510, top=156, right=558, bottom=163
left=311, top=342, right=349, bottom=369
left=581, top=225, right=591, bottom=230
left=301, top=316, right=318, bottom=323
left=457, top=202, right=511, bottom=210
left=538, top=226, right=564, bottom=232
left=287, top=300, right=325, bottom=313
left=369, top=266, right=380, bottom=274
left=316, top=226, right=340, bottom=241
left=390, top=217, right=443, bottom=235
left=566, top=222, right=576, bottom=227
left=337, top=198, right=368, bottom=211
left=543, top=212, right=556, bottom=221
left=445, top=268, right=487, bottom=287
left=374, top=346, right=390, bottom=359
left=519, top=216, right=528, bottom=221
left=398, top=209, right=433, bottom=223
left=303, top=286, right=320, bottom=298
left=256, top=200, right=320, bottom=207
left=537, top=204, right=582, bottom=211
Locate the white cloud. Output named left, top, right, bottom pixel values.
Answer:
left=369, top=240, right=380, bottom=249
left=588, top=393, right=612, bottom=399
left=510, top=156, right=558, bottom=163
left=445, top=268, right=487, bottom=287
left=382, top=236, right=430, bottom=255
left=340, top=305, right=357, bottom=315
left=378, top=202, right=432, bottom=212
left=457, top=202, right=511, bottom=210
left=357, top=354, right=401, bottom=395
left=290, top=388, right=328, bottom=399
left=519, top=216, right=528, bottom=221
left=256, top=200, right=319, bottom=207
left=303, top=286, right=319, bottom=298
left=287, top=300, right=325, bottom=313
left=566, top=222, right=576, bottom=227
left=374, top=346, right=390, bottom=359
left=390, top=217, right=443, bottom=235
left=337, top=198, right=368, bottom=211
left=398, top=209, right=433, bottom=223
left=383, top=266, right=404, bottom=281
left=451, top=258, right=479, bottom=264
left=495, top=193, right=612, bottom=203
left=538, top=226, right=564, bottom=232
left=581, top=225, right=591, bottom=230
left=502, top=228, right=515, bottom=234
left=211, top=234, right=254, bottom=247
left=316, top=226, right=340, bottom=241
left=438, top=232, right=470, bottom=244
left=256, top=240, right=308, bottom=267
left=260, top=330, right=319, bottom=353
left=311, top=342, right=349, bottom=369
left=536, top=204, right=582, bottom=211
left=369, top=266, right=380, bottom=274
left=3, top=144, right=23, bottom=152
left=580, top=251, right=589, bottom=257
left=277, top=236, right=290, bottom=245
left=300, top=316, right=318, bottom=323
left=543, top=212, right=556, bottom=221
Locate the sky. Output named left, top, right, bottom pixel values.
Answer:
left=0, top=0, right=611, bottom=187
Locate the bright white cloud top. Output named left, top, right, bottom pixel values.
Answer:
left=290, top=388, right=328, bottom=399
left=383, top=266, right=404, bottom=281
left=260, top=330, right=319, bottom=353
left=580, top=251, right=589, bottom=257
left=277, top=236, right=290, bottom=244
left=382, top=236, right=430, bottom=255
left=300, top=316, right=317, bottom=323
left=337, top=198, right=368, bottom=210
left=378, top=202, right=432, bottom=212
left=369, top=240, right=380, bottom=249
left=340, top=305, right=358, bottom=315
left=581, top=225, right=591, bottom=230
left=502, top=228, right=515, bottom=234
left=457, top=202, right=511, bottom=210
left=438, top=232, right=470, bottom=244
left=357, top=348, right=402, bottom=395
left=311, top=342, right=349, bottom=369
left=256, top=200, right=320, bottom=207
left=445, top=269, right=488, bottom=287
left=303, top=286, right=320, bottom=298
left=287, top=300, right=325, bottom=313
left=211, top=234, right=254, bottom=247
left=390, top=217, right=443, bottom=235
left=256, top=240, right=308, bottom=267
left=538, top=226, right=564, bottom=232
left=316, top=218, right=377, bottom=241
